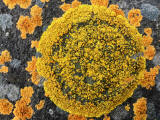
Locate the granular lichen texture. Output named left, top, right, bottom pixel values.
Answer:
left=36, top=5, right=146, bottom=117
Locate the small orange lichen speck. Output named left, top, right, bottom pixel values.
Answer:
left=128, top=9, right=143, bottom=27
left=108, top=4, right=125, bottom=17
left=90, top=0, right=109, bottom=7
left=0, top=66, right=8, bottom=73
left=144, top=45, right=156, bottom=60
left=13, top=98, right=33, bottom=120
left=68, top=114, right=87, bottom=120
left=71, top=0, right=81, bottom=8
left=20, top=86, right=34, bottom=98
left=0, top=50, right=12, bottom=65
left=35, top=100, right=45, bottom=110
left=40, top=0, right=49, bottom=3
left=140, top=66, right=160, bottom=90
left=103, top=115, right=110, bottom=120
left=16, top=16, right=35, bottom=39
left=0, top=99, right=13, bottom=115
left=133, top=97, right=147, bottom=120
left=2, top=0, right=17, bottom=9
left=125, top=104, right=130, bottom=111
left=31, top=41, right=39, bottom=49
left=60, top=3, right=71, bottom=12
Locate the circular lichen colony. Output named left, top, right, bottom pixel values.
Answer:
left=36, top=5, right=146, bottom=117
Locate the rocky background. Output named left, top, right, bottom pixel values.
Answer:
left=0, top=0, right=160, bottom=120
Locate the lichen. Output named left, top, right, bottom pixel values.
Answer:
left=37, top=4, right=146, bottom=117
left=133, top=97, right=147, bottom=120
left=0, top=98, right=13, bottom=115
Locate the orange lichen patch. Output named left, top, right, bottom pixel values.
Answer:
left=31, top=71, right=41, bottom=85
left=140, top=66, right=160, bottom=90
left=31, top=16, right=42, bottom=27
left=20, top=86, right=34, bottom=98
left=13, top=98, right=33, bottom=120
left=103, top=115, right=110, bottom=120
left=133, top=97, right=147, bottom=120
left=60, top=3, right=71, bottom=12
left=144, top=28, right=152, bottom=36
left=17, top=0, right=32, bottom=9
left=26, top=56, right=41, bottom=85
left=68, top=114, right=87, bottom=120
left=30, top=5, right=42, bottom=27
left=90, top=0, right=109, bottom=7
left=142, top=35, right=153, bottom=47
left=2, top=0, right=17, bottom=9
left=53, top=17, right=58, bottom=20
left=30, top=5, right=42, bottom=17
left=108, top=4, right=125, bottom=17
left=0, top=50, right=12, bottom=65
left=31, top=41, right=39, bottom=49
left=35, top=100, right=45, bottom=110
left=26, top=56, right=37, bottom=73
left=128, top=9, right=143, bottom=27
left=40, top=0, right=49, bottom=3
left=16, top=16, right=35, bottom=39
left=0, top=66, right=8, bottom=73
left=0, top=99, right=13, bottom=115
left=144, top=45, right=156, bottom=60
left=71, top=0, right=81, bottom=8
left=125, top=104, right=130, bottom=111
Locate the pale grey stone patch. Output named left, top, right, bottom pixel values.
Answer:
left=10, top=59, right=21, bottom=68
left=141, top=4, right=160, bottom=21
left=0, top=14, right=13, bottom=31
left=7, top=84, right=20, bottom=101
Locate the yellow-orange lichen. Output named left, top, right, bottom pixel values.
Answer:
left=17, top=0, right=32, bottom=9
left=0, top=66, right=8, bottom=73
left=144, top=45, right=156, bottom=60
left=35, top=100, right=45, bottom=110
left=16, top=16, right=35, bottom=39
left=60, top=3, right=71, bottom=11
left=133, top=97, right=147, bottom=120
left=31, top=41, right=39, bottom=49
left=0, top=99, right=13, bottom=115
left=2, top=0, right=17, bottom=9
left=68, top=114, right=87, bottom=120
left=140, top=66, right=160, bottom=90
left=13, top=98, right=33, bottom=120
left=108, top=4, right=125, bottom=17
left=90, top=0, right=109, bottom=7
left=128, top=9, right=143, bottom=27
left=0, top=50, right=12, bottom=65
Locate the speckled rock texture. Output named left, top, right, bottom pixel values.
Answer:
left=0, top=0, right=160, bottom=120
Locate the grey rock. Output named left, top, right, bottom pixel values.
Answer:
left=7, top=84, right=20, bottom=101
left=141, top=3, right=160, bottom=21
left=10, top=59, right=21, bottom=68
left=0, top=14, right=13, bottom=31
